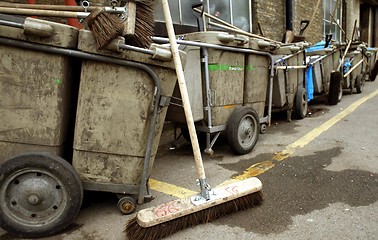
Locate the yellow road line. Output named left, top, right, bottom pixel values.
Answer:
left=150, top=89, right=378, bottom=197
left=149, top=179, right=196, bottom=198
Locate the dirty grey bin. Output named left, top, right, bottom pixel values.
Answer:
left=306, top=46, right=343, bottom=105
left=342, top=47, right=365, bottom=93
left=166, top=45, right=203, bottom=123
left=0, top=16, right=83, bottom=239
left=72, top=30, right=183, bottom=210
left=271, top=46, right=308, bottom=121
left=166, top=31, right=271, bottom=155
left=365, top=47, right=378, bottom=81
left=0, top=18, right=78, bottom=164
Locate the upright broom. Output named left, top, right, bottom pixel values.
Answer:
left=125, top=0, right=157, bottom=48
left=124, top=1, right=264, bottom=239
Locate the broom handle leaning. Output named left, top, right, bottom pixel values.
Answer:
left=337, top=20, right=357, bottom=70
left=161, top=0, right=206, bottom=180
left=194, top=8, right=281, bottom=44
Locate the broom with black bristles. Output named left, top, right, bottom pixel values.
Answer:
left=124, top=1, right=264, bottom=239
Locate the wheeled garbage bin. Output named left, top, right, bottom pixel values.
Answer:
left=0, top=22, right=184, bottom=238
left=306, top=41, right=343, bottom=105
left=270, top=44, right=308, bottom=121
left=0, top=17, right=79, bottom=164
left=166, top=31, right=272, bottom=155
left=342, top=44, right=365, bottom=94
left=0, top=16, right=82, bottom=239
left=72, top=30, right=184, bottom=211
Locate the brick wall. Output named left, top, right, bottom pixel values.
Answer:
left=345, top=0, right=361, bottom=40
left=293, top=0, right=323, bottom=44
left=252, top=0, right=286, bottom=42
left=253, top=0, right=323, bottom=44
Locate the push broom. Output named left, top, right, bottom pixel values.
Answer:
left=125, top=1, right=263, bottom=239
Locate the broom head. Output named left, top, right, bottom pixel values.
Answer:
left=125, top=177, right=263, bottom=240
left=86, top=8, right=124, bottom=49
left=126, top=0, right=157, bottom=48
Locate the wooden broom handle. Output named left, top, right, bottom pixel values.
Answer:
left=0, top=7, right=84, bottom=18
left=0, top=2, right=97, bottom=11
left=161, top=0, right=206, bottom=180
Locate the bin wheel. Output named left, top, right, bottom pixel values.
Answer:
left=227, top=106, right=259, bottom=155
left=295, top=87, right=308, bottom=119
left=0, top=152, right=83, bottom=239
left=117, top=196, right=137, bottom=215
left=260, top=124, right=267, bottom=134
left=355, top=74, right=364, bottom=94
left=328, top=71, right=342, bottom=105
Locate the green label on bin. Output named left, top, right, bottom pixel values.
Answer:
left=208, top=64, right=255, bottom=71
left=54, top=78, right=63, bottom=85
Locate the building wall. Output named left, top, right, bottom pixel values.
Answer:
left=293, top=0, right=323, bottom=44
left=345, top=0, right=361, bottom=39
left=252, top=0, right=323, bottom=44
left=252, top=0, right=286, bottom=42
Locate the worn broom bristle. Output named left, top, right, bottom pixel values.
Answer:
left=86, top=8, right=124, bottom=49
left=125, top=191, right=263, bottom=240
left=126, top=0, right=157, bottom=48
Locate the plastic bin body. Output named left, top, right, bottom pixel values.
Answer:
left=206, top=48, right=245, bottom=125
left=367, top=48, right=378, bottom=71
left=244, top=54, right=270, bottom=118
left=0, top=19, right=78, bottom=164
left=343, top=50, right=363, bottom=89
left=271, top=50, right=305, bottom=109
left=178, top=31, right=245, bottom=127
left=72, top=30, right=181, bottom=189
left=166, top=45, right=203, bottom=123
left=307, top=49, right=341, bottom=95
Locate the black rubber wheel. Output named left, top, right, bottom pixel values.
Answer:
left=227, top=106, right=259, bottom=155
left=355, top=74, right=364, bottom=94
left=117, top=196, right=137, bottom=215
left=328, top=71, right=342, bottom=105
left=0, top=152, right=83, bottom=238
left=295, top=87, right=308, bottom=119
left=370, top=60, right=378, bottom=81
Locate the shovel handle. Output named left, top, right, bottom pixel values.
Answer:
left=299, top=20, right=310, bottom=35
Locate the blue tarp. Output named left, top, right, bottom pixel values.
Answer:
left=343, top=61, right=351, bottom=74
left=306, top=66, right=314, bottom=102
left=305, top=41, right=332, bottom=53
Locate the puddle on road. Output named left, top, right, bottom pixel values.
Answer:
left=215, top=147, right=378, bottom=234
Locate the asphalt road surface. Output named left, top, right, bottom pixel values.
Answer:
left=1, top=78, right=378, bottom=240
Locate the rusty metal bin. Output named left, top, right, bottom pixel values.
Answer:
left=0, top=17, right=79, bottom=164
left=72, top=30, right=183, bottom=206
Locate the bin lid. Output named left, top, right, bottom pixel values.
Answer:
left=0, top=17, right=79, bottom=48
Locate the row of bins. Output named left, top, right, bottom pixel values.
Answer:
left=0, top=16, right=183, bottom=238
left=0, top=16, right=377, bottom=239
